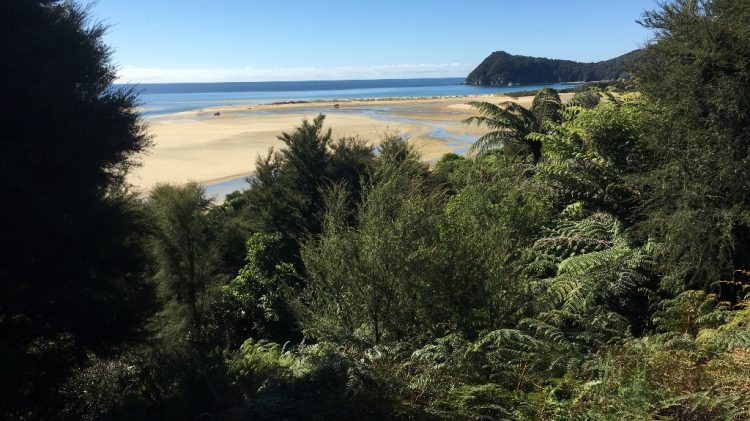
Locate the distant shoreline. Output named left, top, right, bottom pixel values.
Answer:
left=264, top=94, right=495, bottom=106
left=134, top=79, right=582, bottom=117
left=141, top=91, right=552, bottom=119
left=139, top=94, right=499, bottom=115
left=142, top=93, right=501, bottom=119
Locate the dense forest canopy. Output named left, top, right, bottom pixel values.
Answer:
left=3, top=0, right=750, bottom=419
left=464, top=49, right=641, bottom=85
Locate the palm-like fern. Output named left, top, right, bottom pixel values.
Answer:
left=529, top=211, right=651, bottom=315
left=652, top=289, right=731, bottom=336
left=464, top=87, right=563, bottom=163
left=533, top=97, right=644, bottom=220
left=696, top=297, right=750, bottom=351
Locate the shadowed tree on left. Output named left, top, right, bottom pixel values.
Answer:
left=0, top=1, right=153, bottom=417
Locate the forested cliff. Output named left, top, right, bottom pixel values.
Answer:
left=465, top=49, right=640, bottom=85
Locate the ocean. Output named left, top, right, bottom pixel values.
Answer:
left=118, top=78, right=580, bottom=116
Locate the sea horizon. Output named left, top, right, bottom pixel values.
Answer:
left=116, top=77, right=469, bottom=93
left=117, top=78, right=581, bottom=116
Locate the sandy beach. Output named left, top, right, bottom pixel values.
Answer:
left=128, top=93, right=573, bottom=194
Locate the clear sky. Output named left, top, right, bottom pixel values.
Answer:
left=89, top=0, right=658, bottom=83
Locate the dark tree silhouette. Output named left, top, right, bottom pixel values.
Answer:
left=0, top=1, right=152, bottom=416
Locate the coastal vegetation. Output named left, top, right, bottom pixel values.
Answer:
left=3, top=0, right=750, bottom=419
left=464, top=87, right=563, bottom=162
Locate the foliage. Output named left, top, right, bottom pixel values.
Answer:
left=148, top=183, right=215, bottom=334
left=243, top=114, right=331, bottom=244
left=296, top=138, right=447, bottom=344
left=464, top=87, right=563, bottom=162
left=535, top=95, right=646, bottom=221
left=242, top=115, right=375, bottom=252
left=633, top=0, right=750, bottom=289
left=568, top=88, right=602, bottom=109
left=206, top=232, right=299, bottom=347
left=530, top=212, right=650, bottom=314
left=559, top=291, right=750, bottom=420
left=228, top=339, right=299, bottom=397
left=9, top=0, right=750, bottom=418
left=0, top=1, right=153, bottom=417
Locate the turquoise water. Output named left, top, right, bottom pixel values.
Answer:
left=120, top=78, right=579, bottom=116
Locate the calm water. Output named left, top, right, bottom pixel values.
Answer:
left=118, top=78, right=580, bottom=116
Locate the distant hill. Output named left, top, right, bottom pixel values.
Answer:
left=464, top=50, right=641, bottom=86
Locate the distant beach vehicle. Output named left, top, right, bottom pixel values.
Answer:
left=333, top=103, right=339, bottom=108
left=214, top=111, right=221, bottom=116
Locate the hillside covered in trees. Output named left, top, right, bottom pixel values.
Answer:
left=464, top=49, right=641, bottom=85
left=3, top=0, right=750, bottom=419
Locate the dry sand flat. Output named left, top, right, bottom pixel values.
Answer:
left=128, top=93, right=573, bottom=193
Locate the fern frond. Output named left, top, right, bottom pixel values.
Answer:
left=531, top=212, right=650, bottom=316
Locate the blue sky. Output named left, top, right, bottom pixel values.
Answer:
left=90, top=0, right=657, bottom=83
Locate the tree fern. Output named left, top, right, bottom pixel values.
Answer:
left=696, top=299, right=750, bottom=351
left=652, top=289, right=731, bottom=335
left=526, top=209, right=652, bottom=350
left=535, top=98, right=645, bottom=221
left=464, top=88, right=562, bottom=162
